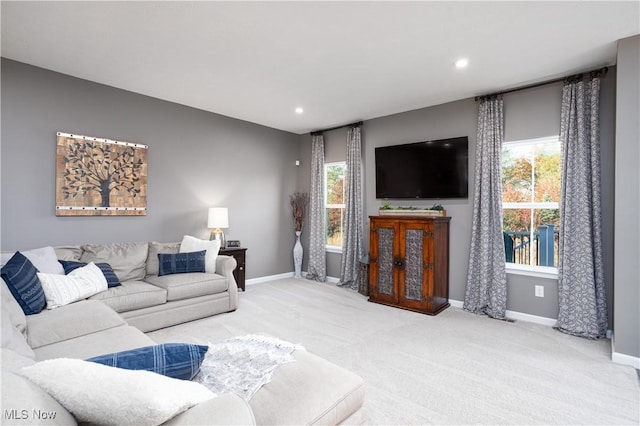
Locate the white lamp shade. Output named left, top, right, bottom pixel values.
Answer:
left=208, top=207, right=229, bottom=229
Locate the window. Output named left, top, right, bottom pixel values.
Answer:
left=325, top=162, right=346, bottom=251
left=502, top=136, right=560, bottom=275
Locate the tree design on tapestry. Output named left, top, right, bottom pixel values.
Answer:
left=56, top=133, right=147, bottom=216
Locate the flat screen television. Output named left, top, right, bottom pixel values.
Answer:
left=375, top=136, right=469, bottom=199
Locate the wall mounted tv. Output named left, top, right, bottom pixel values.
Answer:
left=375, top=136, right=469, bottom=199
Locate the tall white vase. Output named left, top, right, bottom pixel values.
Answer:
left=293, top=230, right=303, bottom=278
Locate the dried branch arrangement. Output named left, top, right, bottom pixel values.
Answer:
left=290, top=192, right=309, bottom=232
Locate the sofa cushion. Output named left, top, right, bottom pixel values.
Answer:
left=158, top=250, right=206, bottom=277
left=1, top=252, right=46, bottom=315
left=37, top=263, right=108, bottom=309
left=180, top=235, right=220, bottom=273
left=33, top=326, right=154, bottom=361
left=1, top=308, right=35, bottom=359
left=59, top=260, right=121, bottom=288
left=164, top=393, right=256, bottom=426
left=54, top=245, right=83, bottom=261
left=87, top=343, right=209, bottom=380
left=120, top=293, right=234, bottom=333
left=80, top=242, right=148, bottom=282
left=2, top=347, right=36, bottom=372
left=20, top=358, right=216, bottom=426
left=26, top=300, right=126, bottom=349
left=21, top=246, right=65, bottom=274
left=249, top=350, right=365, bottom=425
left=147, top=241, right=181, bottom=276
left=2, top=278, right=27, bottom=336
left=144, top=273, right=228, bottom=302
left=88, top=280, right=167, bottom=313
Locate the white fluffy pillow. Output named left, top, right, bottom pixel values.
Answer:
left=20, top=358, right=216, bottom=426
left=179, top=235, right=220, bottom=273
left=37, top=262, right=108, bottom=309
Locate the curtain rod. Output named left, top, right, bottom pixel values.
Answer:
left=310, top=121, right=363, bottom=136
left=475, top=66, right=608, bottom=101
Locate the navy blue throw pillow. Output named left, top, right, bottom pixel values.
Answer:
left=1, top=252, right=46, bottom=315
left=86, top=343, right=209, bottom=380
left=157, top=250, right=206, bottom=277
left=59, top=260, right=121, bottom=288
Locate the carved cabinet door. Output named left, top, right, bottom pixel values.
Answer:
left=369, top=218, right=399, bottom=305
left=397, top=221, right=433, bottom=311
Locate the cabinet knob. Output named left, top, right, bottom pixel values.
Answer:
left=239, top=266, right=244, bottom=270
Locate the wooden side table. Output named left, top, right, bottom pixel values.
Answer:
left=219, top=247, right=247, bottom=291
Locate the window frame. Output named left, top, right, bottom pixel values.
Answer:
left=324, top=161, right=346, bottom=253
left=502, top=136, right=560, bottom=278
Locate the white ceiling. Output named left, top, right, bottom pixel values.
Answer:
left=2, top=1, right=638, bottom=135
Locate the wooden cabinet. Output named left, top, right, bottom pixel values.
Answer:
left=368, top=216, right=450, bottom=315
left=219, top=247, right=247, bottom=291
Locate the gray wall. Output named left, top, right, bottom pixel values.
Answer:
left=298, top=72, right=617, bottom=320
left=614, top=35, right=639, bottom=359
left=362, top=100, right=476, bottom=303
left=0, top=59, right=300, bottom=279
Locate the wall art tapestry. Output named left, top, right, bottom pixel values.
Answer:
left=56, top=132, right=148, bottom=216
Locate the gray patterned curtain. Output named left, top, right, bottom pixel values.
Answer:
left=306, top=134, right=326, bottom=282
left=556, top=76, right=607, bottom=338
left=339, top=126, right=364, bottom=289
left=463, top=96, right=508, bottom=319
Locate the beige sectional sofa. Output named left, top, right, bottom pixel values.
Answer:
left=53, top=241, right=239, bottom=332
left=1, top=241, right=366, bottom=425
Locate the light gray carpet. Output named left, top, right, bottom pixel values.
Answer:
left=149, top=278, right=639, bottom=425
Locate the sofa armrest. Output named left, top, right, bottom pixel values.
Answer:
left=216, top=255, right=236, bottom=278
left=216, top=255, right=239, bottom=310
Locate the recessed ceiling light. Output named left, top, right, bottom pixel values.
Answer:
left=295, top=107, right=304, bottom=114
left=455, top=58, right=469, bottom=69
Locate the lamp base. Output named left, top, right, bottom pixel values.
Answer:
left=210, top=229, right=226, bottom=249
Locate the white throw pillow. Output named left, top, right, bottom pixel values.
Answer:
left=179, top=235, right=220, bottom=273
left=3, top=246, right=65, bottom=274
left=20, top=358, right=216, bottom=426
left=37, top=262, right=108, bottom=309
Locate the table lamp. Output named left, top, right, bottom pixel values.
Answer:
left=208, top=207, right=228, bottom=248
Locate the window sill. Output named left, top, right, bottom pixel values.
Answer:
left=506, top=264, right=558, bottom=280
left=326, top=246, right=343, bottom=254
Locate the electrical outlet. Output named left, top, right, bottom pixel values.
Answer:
left=535, top=285, right=544, bottom=298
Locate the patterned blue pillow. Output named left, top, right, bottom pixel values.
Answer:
left=1, top=252, right=46, bottom=315
left=59, top=260, right=121, bottom=288
left=86, top=343, right=209, bottom=380
left=157, top=250, right=206, bottom=277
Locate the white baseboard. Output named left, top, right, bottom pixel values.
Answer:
left=449, top=299, right=464, bottom=309
left=612, top=351, right=640, bottom=369
left=246, top=272, right=294, bottom=285
left=246, top=272, right=341, bottom=286
left=449, top=299, right=557, bottom=327
left=611, top=333, right=640, bottom=369
left=504, top=309, right=557, bottom=327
